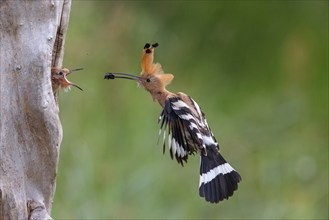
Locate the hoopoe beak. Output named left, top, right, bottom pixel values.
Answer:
left=67, top=68, right=83, bottom=76
left=104, top=72, right=140, bottom=81
left=61, top=74, right=83, bottom=91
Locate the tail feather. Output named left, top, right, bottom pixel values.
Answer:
left=211, top=174, right=218, bottom=202
left=199, top=152, right=241, bottom=203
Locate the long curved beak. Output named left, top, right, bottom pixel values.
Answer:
left=104, top=72, right=140, bottom=81
left=64, top=68, right=83, bottom=91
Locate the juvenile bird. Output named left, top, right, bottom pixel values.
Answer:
left=51, top=67, right=83, bottom=92
left=51, top=67, right=83, bottom=102
left=104, top=43, right=241, bottom=203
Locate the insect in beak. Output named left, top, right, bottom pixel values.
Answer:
left=104, top=72, right=140, bottom=81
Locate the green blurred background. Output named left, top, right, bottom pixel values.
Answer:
left=53, top=1, right=328, bottom=219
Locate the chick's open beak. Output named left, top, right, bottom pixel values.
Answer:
left=61, top=71, right=83, bottom=91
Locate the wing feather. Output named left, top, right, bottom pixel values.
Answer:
left=157, top=95, right=211, bottom=165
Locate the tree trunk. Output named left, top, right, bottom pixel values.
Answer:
left=0, top=0, right=71, bottom=219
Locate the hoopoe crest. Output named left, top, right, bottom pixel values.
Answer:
left=105, top=43, right=241, bottom=204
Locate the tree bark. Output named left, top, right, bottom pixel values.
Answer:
left=0, top=0, right=71, bottom=219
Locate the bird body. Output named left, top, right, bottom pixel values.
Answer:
left=105, top=43, right=241, bottom=203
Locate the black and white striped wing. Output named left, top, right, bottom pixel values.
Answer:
left=158, top=97, right=201, bottom=165
left=169, top=96, right=208, bottom=151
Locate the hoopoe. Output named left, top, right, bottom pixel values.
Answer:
left=51, top=67, right=83, bottom=92
left=104, top=43, right=241, bottom=203
left=51, top=67, right=83, bottom=104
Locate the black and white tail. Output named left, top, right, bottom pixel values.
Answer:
left=199, top=146, right=241, bottom=203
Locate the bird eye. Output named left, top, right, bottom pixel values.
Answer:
left=59, top=71, right=63, bottom=76
left=146, top=78, right=151, bottom=83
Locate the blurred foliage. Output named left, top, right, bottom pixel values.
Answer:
left=52, top=1, right=328, bottom=219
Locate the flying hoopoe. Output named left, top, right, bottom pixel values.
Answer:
left=104, top=43, right=241, bottom=203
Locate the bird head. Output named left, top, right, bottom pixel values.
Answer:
left=105, top=43, right=174, bottom=96
left=51, top=67, right=83, bottom=91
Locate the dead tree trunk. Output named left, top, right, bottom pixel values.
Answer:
left=0, top=0, right=71, bottom=219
